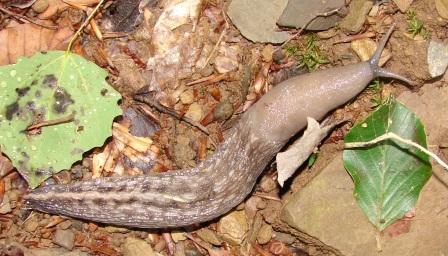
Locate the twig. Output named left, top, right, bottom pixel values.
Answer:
left=281, top=7, right=343, bottom=47
left=66, top=0, right=105, bottom=52
left=345, top=132, right=448, bottom=171
left=199, top=8, right=229, bottom=69
left=134, top=94, right=210, bottom=135
left=25, top=113, right=75, bottom=131
left=332, top=31, right=376, bottom=44
left=0, top=7, right=58, bottom=30
left=253, top=192, right=281, bottom=201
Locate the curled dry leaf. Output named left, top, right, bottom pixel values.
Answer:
left=92, top=122, right=159, bottom=177
left=276, top=117, right=340, bottom=187
left=0, top=23, right=73, bottom=65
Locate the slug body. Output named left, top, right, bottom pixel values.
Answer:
left=24, top=26, right=412, bottom=228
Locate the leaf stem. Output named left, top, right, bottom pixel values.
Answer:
left=65, top=0, right=106, bottom=53
left=25, top=113, right=75, bottom=131
left=345, top=132, right=448, bottom=171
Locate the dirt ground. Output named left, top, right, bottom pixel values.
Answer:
left=0, top=0, right=446, bottom=255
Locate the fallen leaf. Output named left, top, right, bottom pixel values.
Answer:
left=276, top=117, right=340, bottom=187
left=0, top=23, right=73, bottom=65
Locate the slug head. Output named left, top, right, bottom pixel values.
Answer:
left=369, top=24, right=417, bottom=86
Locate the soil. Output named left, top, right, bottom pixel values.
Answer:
left=1, top=0, right=447, bottom=255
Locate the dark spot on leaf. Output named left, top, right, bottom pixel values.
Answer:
left=100, top=89, right=108, bottom=96
left=5, top=102, right=19, bottom=120
left=21, top=152, right=29, bottom=158
left=41, top=51, right=47, bottom=54
left=76, top=126, right=84, bottom=132
left=380, top=219, right=386, bottom=224
left=42, top=74, right=57, bottom=88
left=53, top=88, right=74, bottom=113
left=70, top=148, right=83, bottom=155
left=30, top=79, right=38, bottom=86
left=26, top=101, right=36, bottom=110
left=16, top=86, right=30, bottom=97
left=35, top=90, right=42, bottom=98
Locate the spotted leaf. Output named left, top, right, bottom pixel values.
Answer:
left=0, top=51, right=121, bottom=188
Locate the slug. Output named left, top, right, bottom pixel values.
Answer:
left=23, top=25, right=414, bottom=228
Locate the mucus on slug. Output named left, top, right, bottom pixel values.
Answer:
left=23, top=24, right=415, bottom=229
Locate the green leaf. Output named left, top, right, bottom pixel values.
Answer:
left=0, top=51, right=122, bottom=188
left=343, top=98, right=431, bottom=230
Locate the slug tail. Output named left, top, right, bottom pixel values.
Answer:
left=369, top=24, right=417, bottom=86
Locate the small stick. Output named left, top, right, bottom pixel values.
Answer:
left=281, top=7, right=343, bottom=47
left=134, top=94, right=210, bottom=135
left=199, top=8, right=229, bottom=69
left=253, top=192, right=281, bottom=201
left=25, top=113, right=75, bottom=131
left=345, top=132, right=448, bottom=170
left=66, top=0, right=105, bottom=52
left=0, top=7, right=58, bottom=30
left=333, top=31, right=376, bottom=44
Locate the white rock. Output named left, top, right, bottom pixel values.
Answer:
left=427, top=40, right=448, bottom=77
left=184, top=103, right=203, bottom=122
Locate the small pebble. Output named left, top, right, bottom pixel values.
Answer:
left=262, top=45, right=275, bottom=62
left=185, top=103, right=203, bottom=122
left=122, top=237, right=155, bottom=256
left=180, top=89, right=195, bottom=105
left=58, top=220, right=72, bottom=230
left=217, top=210, right=248, bottom=245
left=213, top=101, right=234, bottom=121
left=32, top=0, right=49, bottom=13
left=196, top=228, right=222, bottom=246
left=171, top=230, right=187, bottom=242
left=436, top=0, right=448, bottom=19
left=104, top=225, right=129, bottom=233
left=24, top=217, right=39, bottom=232
left=0, top=194, right=11, bottom=214
left=260, top=176, right=277, bottom=193
left=53, top=228, right=75, bottom=250
left=257, top=224, right=273, bottom=245
left=351, top=38, right=391, bottom=66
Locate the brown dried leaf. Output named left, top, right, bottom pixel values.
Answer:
left=0, top=23, right=73, bottom=65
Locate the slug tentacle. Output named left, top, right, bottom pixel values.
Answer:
left=369, top=24, right=417, bottom=86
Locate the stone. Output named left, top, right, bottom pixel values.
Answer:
left=171, top=230, right=187, bottom=243
left=213, top=101, right=234, bottom=121
left=122, top=237, right=155, bottom=256
left=217, top=210, right=248, bottom=245
left=58, top=220, right=72, bottom=230
left=339, top=0, right=373, bottom=34
left=392, top=0, right=414, bottom=12
left=436, top=0, right=448, bottom=19
left=427, top=40, right=448, bottom=77
left=180, top=89, right=194, bottom=105
left=53, top=229, right=75, bottom=250
left=281, top=85, right=448, bottom=255
left=185, top=103, right=203, bottom=122
left=351, top=38, right=391, bottom=66
left=278, top=0, right=345, bottom=30
left=257, top=224, right=273, bottom=245
left=195, top=228, right=222, bottom=246
left=23, top=216, right=39, bottom=232
left=0, top=194, right=11, bottom=214
left=227, top=0, right=289, bottom=43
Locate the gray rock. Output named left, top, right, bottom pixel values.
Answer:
left=427, top=40, right=448, bottom=77
left=213, top=101, right=234, bottom=121
left=122, top=237, right=155, bottom=256
left=339, top=0, right=373, bottom=34
left=53, top=229, right=75, bottom=250
left=227, top=0, right=289, bottom=43
left=278, top=0, right=345, bottom=30
left=281, top=82, right=448, bottom=256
